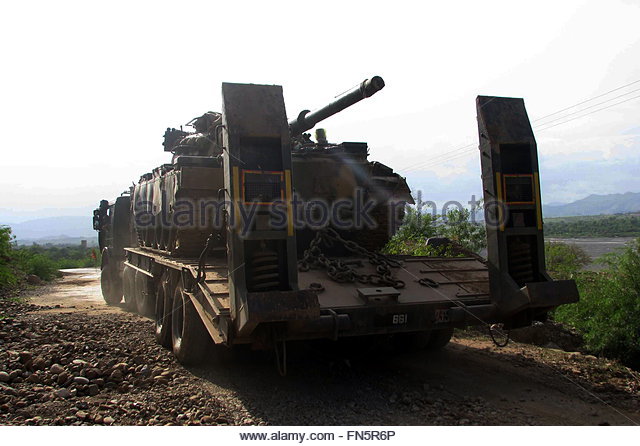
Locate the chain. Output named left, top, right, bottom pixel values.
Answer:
left=298, top=228, right=405, bottom=289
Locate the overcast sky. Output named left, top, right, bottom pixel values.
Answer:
left=1, top=0, right=639, bottom=222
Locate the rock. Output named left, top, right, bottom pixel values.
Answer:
left=152, top=376, right=169, bottom=385
left=54, top=388, right=72, bottom=399
left=544, top=342, right=561, bottom=350
left=50, top=364, right=65, bottom=375
left=103, top=416, right=115, bottom=425
left=85, top=368, right=102, bottom=379
left=57, top=371, right=70, bottom=385
left=18, top=351, right=33, bottom=364
left=88, top=384, right=99, bottom=396
left=201, top=415, right=214, bottom=424
left=109, top=370, right=124, bottom=383
left=72, top=359, right=88, bottom=367
left=76, top=410, right=88, bottom=420
left=113, top=363, right=128, bottom=371
left=32, top=358, right=47, bottom=371
left=73, top=376, right=90, bottom=385
left=26, top=374, right=41, bottom=384
left=76, top=401, right=89, bottom=410
left=0, top=372, right=9, bottom=383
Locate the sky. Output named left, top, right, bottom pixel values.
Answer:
left=1, top=0, right=639, bottom=222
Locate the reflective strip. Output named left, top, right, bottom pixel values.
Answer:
left=495, top=172, right=504, bottom=231
left=284, top=169, right=294, bottom=237
left=233, top=166, right=241, bottom=232
left=534, top=172, right=543, bottom=230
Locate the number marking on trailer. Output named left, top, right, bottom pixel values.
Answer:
left=434, top=309, right=450, bottom=323
left=392, top=314, right=408, bottom=325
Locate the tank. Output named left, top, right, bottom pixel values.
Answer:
left=131, top=76, right=411, bottom=258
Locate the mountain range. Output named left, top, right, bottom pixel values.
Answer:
left=542, top=192, right=640, bottom=218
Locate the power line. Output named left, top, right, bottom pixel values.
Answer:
left=402, top=92, right=640, bottom=174
left=535, top=93, right=640, bottom=132
left=397, top=78, right=640, bottom=174
left=532, top=78, right=640, bottom=123
left=533, top=86, right=640, bottom=127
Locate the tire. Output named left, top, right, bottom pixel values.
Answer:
left=155, top=271, right=173, bottom=348
left=171, top=282, right=210, bottom=365
left=123, top=266, right=137, bottom=311
left=135, top=271, right=155, bottom=317
left=427, top=328, right=454, bottom=350
left=100, top=264, right=122, bottom=305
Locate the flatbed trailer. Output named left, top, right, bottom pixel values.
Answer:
left=124, top=246, right=493, bottom=345
left=95, top=79, right=579, bottom=369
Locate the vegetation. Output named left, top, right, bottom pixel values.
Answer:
left=550, top=239, right=640, bottom=369
left=0, top=225, right=98, bottom=294
left=544, top=241, right=591, bottom=280
left=383, top=206, right=486, bottom=256
left=544, top=213, right=640, bottom=238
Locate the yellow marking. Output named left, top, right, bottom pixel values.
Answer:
left=233, top=166, right=241, bottom=232
left=284, top=169, right=294, bottom=237
left=495, top=172, right=504, bottom=231
left=534, top=172, right=543, bottom=230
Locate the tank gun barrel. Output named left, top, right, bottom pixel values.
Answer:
left=289, top=76, right=385, bottom=136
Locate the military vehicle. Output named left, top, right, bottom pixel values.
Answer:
left=93, top=76, right=579, bottom=369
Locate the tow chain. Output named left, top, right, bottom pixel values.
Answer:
left=298, top=228, right=405, bottom=289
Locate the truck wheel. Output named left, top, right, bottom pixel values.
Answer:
left=155, top=271, right=173, bottom=348
left=135, top=271, right=155, bottom=317
left=171, top=282, right=210, bottom=365
left=100, top=264, right=122, bottom=305
left=427, top=328, right=454, bottom=349
left=123, top=266, right=137, bottom=311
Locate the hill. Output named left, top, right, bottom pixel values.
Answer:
left=543, top=192, right=640, bottom=218
left=0, top=216, right=95, bottom=245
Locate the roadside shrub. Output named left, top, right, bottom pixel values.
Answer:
left=14, top=250, right=60, bottom=281
left=545, top=241, right=591, bottom=280
left=0, top=226, right=18, bottom=291
left=554, top=238, right=640, bottom=368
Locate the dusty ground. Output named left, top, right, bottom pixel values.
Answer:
left=0, top=268, right=639, bottom=426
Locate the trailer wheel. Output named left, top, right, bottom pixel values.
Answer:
left=155, top=271, right=173, bottom=348
left=100, top=264, right=122, bottom=305
left=171, top=282, right=210, bottom=365
left=123, top=266, right=137, bottom=311
left=427, top=328, right=454, bottom=349
left=135, top=271, right=155, bottom=317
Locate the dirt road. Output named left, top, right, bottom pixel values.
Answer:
left=0, top=269, right=639, bottom=426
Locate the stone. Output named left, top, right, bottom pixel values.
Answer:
left=103, top=416, right=115, bottom=425
left=0, top=372, right=9, bottom=383
left=85, top=368, right=102, bottom=379
left=73, top=376, right=90, bottom=385
left=109, top=370, right=124, bottom=383
left=88, top=384, right=99, bottom=396
left=50, top=364, right=65, bottom=375
left=76, top=410, right=88, bottom=420
left=18, top=351, right=33, bottom=364
left=32, top=358, right=47, bottom=371
left=54, top=388, right=72, bottom=399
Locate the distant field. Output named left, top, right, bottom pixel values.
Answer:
left=544, top=213, right=640, bottom=238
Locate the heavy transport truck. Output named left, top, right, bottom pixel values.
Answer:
left=93, top=76, right=579, bottom=368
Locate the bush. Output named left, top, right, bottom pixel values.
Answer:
left=545, top=242, right=591, bottom=280
left=1, top=225, right=98, bottom=293
left=554, top=238, right=640, bottom=368
left=0, top=226, right=18, bottom=291
left=383, top=206, right=486, bottom=256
